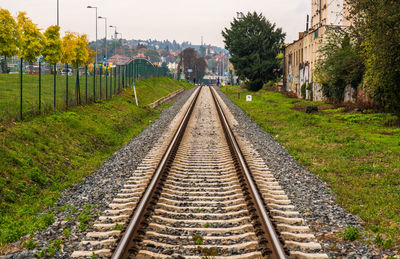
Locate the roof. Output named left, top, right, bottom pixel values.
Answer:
left=107, top=54, right=130, bottom=65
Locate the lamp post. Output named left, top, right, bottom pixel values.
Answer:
left=109, top=25, right=117, bottom=57
left=87, top=6, right=98, bottom=65
left=57, top=0, right=59, bottom=26
left=116, top=32, right=123, bottom=55
left=98, top=16, right=107, bottom=61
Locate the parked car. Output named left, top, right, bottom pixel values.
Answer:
left=60, top=68, right=73, bottom=76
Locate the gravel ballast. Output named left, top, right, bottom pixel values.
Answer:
left=214, top=86, right=396, bottom=258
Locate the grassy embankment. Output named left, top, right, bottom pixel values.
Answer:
left=0, top=73, right=119, bottom=121
left=0, top=77, right=192, bottom=251
left=226, top=85, right=399, bottom=250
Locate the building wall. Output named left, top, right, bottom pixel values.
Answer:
left=311, top=0, right=350, bottom=29
left=284, top=26, right=326, bottom=100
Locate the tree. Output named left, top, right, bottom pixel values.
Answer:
left=346, top=0, right=400, bottom=113
left=222, top=12, right=285, bottom=91
left=144, top=49, right=160, bottom=63
left=42, top=25, right=62, bottom=65
left=17, top=12, right=44, bottom=63
left=0, top=8, right=20, bottom=73
left=178, top=48, right=197, bottom=80
left=194, top=57, right=207, bottom=82
left=61, top=32, right=76, bottom=64
left=314, top=28, right=364, bottom=103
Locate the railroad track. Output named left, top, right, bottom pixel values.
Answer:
left=72, top=86, right=328, bottom=258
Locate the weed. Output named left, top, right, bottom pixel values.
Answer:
left=374, top=234, right=384, bottom=245
left=114, top=223, right=124, bottom=231
left=77, top=204, right=97, bottom=231
left=342, top=225, right=360, bottom=241
left=62, top=228, right=70, bottom=239
left=91, top=252, right=98, bottom=259
left=383, top=239, right=393, bottom=249
left=196, top=207, right=201, bottom=213
left=36, top=249, right=46, bottom=258
left=22, top=239, right=38, bottom=250
left=204, top=222, right=210, bottom=228
left=193, top=234, right=203, bottom=245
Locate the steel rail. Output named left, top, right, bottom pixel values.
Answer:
left=210, top=86, right=287, bottom=259
left=112, top=86, right=202, bottom=259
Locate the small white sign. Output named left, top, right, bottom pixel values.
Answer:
left=246, top=95, right=252, bottom=102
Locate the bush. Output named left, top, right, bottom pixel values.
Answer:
left=301, top=83, right=307, bottom=99
left=343, top=225, right=360, bottom=241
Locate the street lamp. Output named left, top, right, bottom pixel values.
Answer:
left=116, top=32, right=123, bottom=55
left=109, top=25, right=117, bottom=57
left=87, top=6, right=98, bottom=65
left=98, top=16, right=107, bottom=61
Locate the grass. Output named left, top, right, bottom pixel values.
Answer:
left=0, top=72, right=128, bottom=122
left=225, top=85, right=400, bottom=250
left=0, top=77, right=192, bottom=252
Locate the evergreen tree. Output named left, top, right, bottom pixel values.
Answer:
left=222, top=12, right=285, bottom=91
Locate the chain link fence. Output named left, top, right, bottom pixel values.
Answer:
left=0, top=57, right=170, bottom=122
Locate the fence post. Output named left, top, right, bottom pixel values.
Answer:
left=100, top=67, right=103, bottom=99
left=39, top=61, right=42, bottom=112
left=93, top=63, right=96, bottom=102
left=20, top=58, right=23, bottom=120
left=118, top=65, right=120, bottom=93
left=105, top=68, right=108, bottom=100
left=66, top=63, right=69, bottom=108
left=114, top=66, right=116, bottom=95
left=54, top=63, right=56, bottom=108
left=109, top=67, right=112, bottom=98
left=85, top=66, right=88, bottom=104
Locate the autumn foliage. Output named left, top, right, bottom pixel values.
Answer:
left=0, top=8, right=95, bottom=67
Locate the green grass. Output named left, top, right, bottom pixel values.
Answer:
left=0, top=72, right=127, bottom=121
left=0, top=77, right=192, bottom=252
left=225, top=86, right=400, bottom=250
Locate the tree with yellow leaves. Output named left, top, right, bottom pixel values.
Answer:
left=42, top=25, right=62, bottom=107
left=42, top=25, right=62, bottom=65
left=61, top=32, right=94, bottom=104
left=17, top=12, right=44, bottom=65
left=0, top=8, right=20, bottom=73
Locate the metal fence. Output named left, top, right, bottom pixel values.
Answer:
left=0, top=57, right=170, bottom=122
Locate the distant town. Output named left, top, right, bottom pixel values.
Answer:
left=93, top=38, right=232, bottom=81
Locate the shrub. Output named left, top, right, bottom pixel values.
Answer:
left=301, top=83, right=307, bottom=99
left=343, top=225, right=360, bottom=241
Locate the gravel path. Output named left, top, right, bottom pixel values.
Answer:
left=4, top=89, right=195, bottom=259
left=214, top=86, right=396, bottom=258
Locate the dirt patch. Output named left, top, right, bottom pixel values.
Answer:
left=379, top=131, right=395, bottom=136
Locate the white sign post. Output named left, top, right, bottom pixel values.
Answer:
left=246, top=95, right=252, bottom=102
left=133, top=82, right=138, bottom=106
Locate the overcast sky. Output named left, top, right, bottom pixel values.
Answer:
left=0, top=0, right=310, bottom=48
